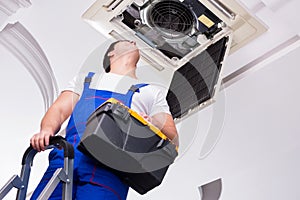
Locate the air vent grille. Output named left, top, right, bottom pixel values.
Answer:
left=167, top=36, right=228, bottom=119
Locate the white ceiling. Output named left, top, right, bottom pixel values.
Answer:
left=0, top=0, right=299, bottom=199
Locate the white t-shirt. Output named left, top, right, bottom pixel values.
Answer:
left=64, top=72, right=171, bottom=117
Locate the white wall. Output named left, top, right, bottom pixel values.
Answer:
left=0, top=0, right=299, bottom=199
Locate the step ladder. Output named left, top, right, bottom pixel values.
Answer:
left=0, top=136, right=74, bottom=200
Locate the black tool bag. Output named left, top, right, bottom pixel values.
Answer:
left=78, top=98, right=178, bottom=194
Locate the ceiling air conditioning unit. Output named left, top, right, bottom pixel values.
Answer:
left=82, top=0, right=266, bottom=120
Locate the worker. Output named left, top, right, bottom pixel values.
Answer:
left=30, top=40, right=179, bottom=199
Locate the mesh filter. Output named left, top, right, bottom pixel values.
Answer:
left=167, top=37, right=228, bottom=118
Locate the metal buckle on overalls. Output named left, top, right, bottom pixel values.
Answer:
left=84, top=77, right=92, bottom=83
left=129, top=85, right=139, bottom=93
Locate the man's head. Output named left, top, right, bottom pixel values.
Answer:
left=103, top=40, right=140, bottom=73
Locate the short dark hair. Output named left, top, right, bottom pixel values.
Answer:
left=103, top=41, right=119, bottom=73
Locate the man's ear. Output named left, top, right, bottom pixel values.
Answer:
left=108, top=50, right=114, bottom=57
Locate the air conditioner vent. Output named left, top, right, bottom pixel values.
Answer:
left=147, top=1, right=195, bottom=38
left=167, top=36, right=228, bottom=118
left=82, top=0, right=264, bottom=119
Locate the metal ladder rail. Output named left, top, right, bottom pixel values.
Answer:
left=0, top=136, right=74, bottom=200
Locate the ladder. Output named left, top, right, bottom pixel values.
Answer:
left=0, top=136, right=74, bottom=200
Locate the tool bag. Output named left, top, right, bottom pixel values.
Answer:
left=78, top=98, right=178, bottom=194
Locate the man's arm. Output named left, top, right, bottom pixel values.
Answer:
left=151, top=113, right=179, bottom=147
left=30, top=91, right=79, bottom=151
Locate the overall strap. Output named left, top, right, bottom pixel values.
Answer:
left=124, top=83, right=148, bottom=107
left=84, top=72, right=95, bottom=89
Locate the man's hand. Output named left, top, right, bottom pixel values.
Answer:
left=30, top=130, right=55, bottom=152
left=30, top=91, right=79, bottom=152
left=141, top=112, right=179, bottom=147
left=140, top=112, right=152, bottom=123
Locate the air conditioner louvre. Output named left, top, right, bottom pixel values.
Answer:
left=103, top=0, right=124, bottom=11
left=206, top=0, right=236, bottom=20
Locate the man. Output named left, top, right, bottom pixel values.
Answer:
left=30, top=40, right=178, bottom=199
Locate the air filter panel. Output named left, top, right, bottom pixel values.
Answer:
left=167, top=36, right=228, bottom=118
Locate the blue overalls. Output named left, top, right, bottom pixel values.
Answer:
left=31, top=72, right=148, bottom=200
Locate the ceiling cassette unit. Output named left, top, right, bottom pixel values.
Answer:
left=82, top=0, right=266, bottom=120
